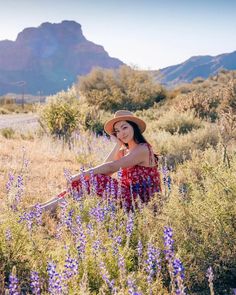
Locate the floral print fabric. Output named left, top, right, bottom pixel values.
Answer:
left=70, top=143, right=161, bottom=209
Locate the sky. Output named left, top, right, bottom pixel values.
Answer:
left=0, top=0, right=235, bottom=70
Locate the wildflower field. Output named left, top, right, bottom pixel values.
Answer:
left=0, top=70, right=236, bottom=294
left=0, top=120, right=235, bottom=295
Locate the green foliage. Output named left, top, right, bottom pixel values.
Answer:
left=77, top=65, right=167, bottom=112
left=78, top=104, right=110, bottom=135
left=165, top=147, right=236, bottom=292
left=39, top=88, right=80, bottom=141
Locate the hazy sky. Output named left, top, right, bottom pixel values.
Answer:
left=0, top=0, right=235, bottom=69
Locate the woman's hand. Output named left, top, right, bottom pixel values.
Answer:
left=110, top=134, right=123, bottom=147
left=70, top=171, right=90, bottom=184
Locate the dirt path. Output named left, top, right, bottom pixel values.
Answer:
left=0, top=113, right=39, bottom=130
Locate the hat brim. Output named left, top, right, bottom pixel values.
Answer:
left=104, top=115, right=146, bottom=135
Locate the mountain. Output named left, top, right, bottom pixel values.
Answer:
left=0, top=21, right=124, bottom=95
left=157, top=50, right=236, bottom=86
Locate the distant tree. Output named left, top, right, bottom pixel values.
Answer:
left=77, top=65, right=166, bottom=112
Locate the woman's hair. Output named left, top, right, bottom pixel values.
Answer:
left=118, top=120, right=159, bottom=165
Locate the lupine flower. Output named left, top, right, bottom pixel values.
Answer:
left=6, top=172, right=14, bottom=193
left=167, top=175, right=172, bottom=190
left=145, top=243, right=161, bottom=285
left=5, top=228, right=12, bottom=242
left=117, top=168, right=123, bottom=200
left=206, top=266, right=214, bottom=295
left=173, top=258, right=185, bottom=279
left=47, top=261, right=63, bottom=294
left=30, top=271, right=41, bottom=295
left=126, top=213, right=134, bottom=237
left=163, top=226, right=174, bottom=261
left=63, top=254, right=79, bottom=280
left=110, top=178, right=116, bottom=198
left=99, top=261, right=115, bottom=293
left=76, top=228, right=87, bottom=259
left=92, top=239, right=102, bottom=256
left=173, top=258, right=186, bottom=295
left=9, top=266, right=20, bottom=295
left=137, top=240, right=143, bottom=266
left=19, top=211, right=34, bottom=231
left=127, top=277, right=142, bottom=295
left=34, top=203, right=43, bottom=226
left=89, top=205, right=105, bottom=223
left=118, top=253, right=126, bottom=277
left=65, top=209, right=74, bottom=230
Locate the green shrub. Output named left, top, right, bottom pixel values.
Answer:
left=157, top=109, right=202, bottom=134
left=39, top=88, right=80, bottom=141
left=1, top=128, right=15, bottom=139
left=163, top=147, right=236, bottom=292
left=77, top=65, right=167, bottom=112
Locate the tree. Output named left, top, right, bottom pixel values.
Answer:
left=77, top=65, right=166, bottom=112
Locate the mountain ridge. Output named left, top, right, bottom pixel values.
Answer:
left=158, top=50, right=236, bottom=85
left=0, top=20, right=124, bottom=95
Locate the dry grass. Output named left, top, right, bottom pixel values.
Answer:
left=0, top=131, right=112, bottom=206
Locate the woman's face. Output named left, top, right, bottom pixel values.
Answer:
left=113, top=120, right=134, bottom=143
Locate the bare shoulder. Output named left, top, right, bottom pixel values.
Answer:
left=131, top=143, right=149, bottom=155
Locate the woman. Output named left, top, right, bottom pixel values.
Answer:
left=41, top=110, right=161, bottom=212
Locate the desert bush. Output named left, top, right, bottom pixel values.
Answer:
left=39, top=88, right=80, bottom=142
left=173, top=70, right=236, bottom=122
left=156, top=109, right=202, bottom=134
left=1, top=128, right=15, bottom=139
left=77, top=103, right=111, bottom=135
left=147, top=123, right=219, bottom=166
left=77, top=65, right=167, bottom=112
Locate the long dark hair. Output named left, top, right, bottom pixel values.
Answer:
left=122, top=120, right=159, bottom=165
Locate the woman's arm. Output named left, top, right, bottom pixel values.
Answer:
left=71, top=145, right=147, bottom=182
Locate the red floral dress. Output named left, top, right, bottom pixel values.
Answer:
left=69, top=143, right=161, bottom=210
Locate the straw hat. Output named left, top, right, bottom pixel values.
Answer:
left=104, top=110, right=146, bottom=135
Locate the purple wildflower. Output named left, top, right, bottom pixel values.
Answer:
left=30, top=271, right=41, bottom=295
left=137, top=240, right=143, bottom=266
left=145, top=243, right=161, bottom=285
left=76, top=228, right=87, bottom=259
left=47, top=261, right=63, bottom=294
left=19, top=211, right=34, bottom=231
left=163, top=226, right=174, bottom=261
left=92, top=239, right=102, bottom=256
left=5, top=228, right=12, bottom=242
left=118, top=253, right=125, bottom=273
left=126, top=213, right=134, bottom=238
left=173, top=258, right=186, bottom=295
left=34, top=203, right=43, bottom=226
left=127, top=277, right=142, bottom=295
left=9, top=267, right=20, bottom=295
left=63, top=254, right=79, bottom=280
left=89, top=205, right=105, bottom=223
left=99, top=261, right=115, bottom=293
left=6, top=172, right=14, bottom=192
